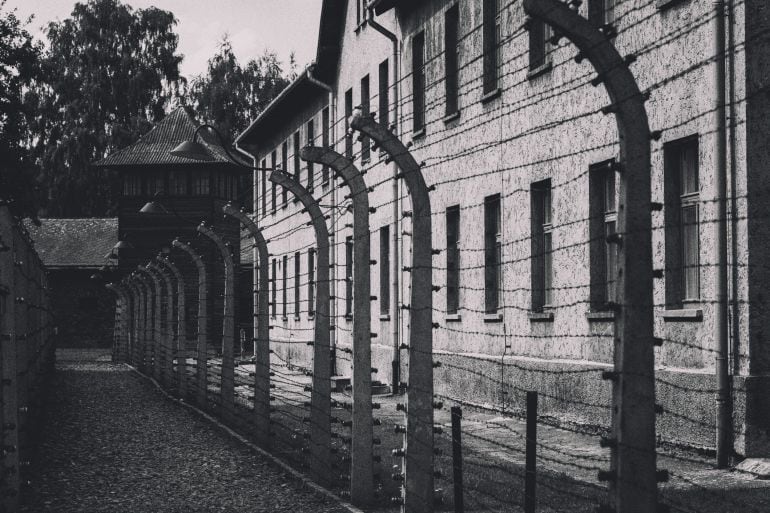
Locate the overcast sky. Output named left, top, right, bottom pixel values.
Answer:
left=5, top=0, right=322, bottom=79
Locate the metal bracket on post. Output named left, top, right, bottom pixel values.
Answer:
left=172, top=239, right=209, bottom=409
left=350, top=110, right=434, bottom=513
left=197, top=223, right=236, bottom=421
left=148, top=262, right=175, bottom=391
left=222, top=203, right=271, bottom=447
left=268, top=170, right=332, bottom=487
left=158, top=256, right=187, bottom=401
left=522, top=2, right=656, bottom=512
left=301, top=145, right=374, bottom=506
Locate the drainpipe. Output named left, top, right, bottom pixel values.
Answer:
left=368, top=7, right=402, bottom=394
left=714, top=0, right=731, bottom=469
left=306, top=65, right=338, bottom=376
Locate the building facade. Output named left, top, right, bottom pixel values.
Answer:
left=237, top=0, right=770, bottom=458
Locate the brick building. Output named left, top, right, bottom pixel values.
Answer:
left=235, top=0, right=770, bottom=458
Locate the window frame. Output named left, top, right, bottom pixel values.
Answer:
left=446, top=205, right=461, bottom=315
left=294, top=252, right=301, bottom=320
left=282, top=255, right=288, bottom=320
left=589, top=160, right=618, bottom=311
left=445, top=4, right=460, bottom=116
left=345, top=89, right=354, bottom=159
left=379, top=59, right=390, bottom=130
left=484, top=194, right=502, bottom=314
left=308, top=249, right=316, bottom=317
left=307, top=118, right=315, bottom=191
left=271, top=150, right=277, bottom=214
left=531, top=180, right=552, bottom=312
left=345, top=236, right=354, bottom=319
left=379, top=226, right=390, bottom=316
left=361, top=74, right=371, bottom=163
left=482, top=0, right=500, bottom=94
left=322, top=107, right=330, bottom=186
left=412, top=30, right=426, bottom=135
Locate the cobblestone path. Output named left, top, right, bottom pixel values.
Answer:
left=21, top=350, right=349, bottom=513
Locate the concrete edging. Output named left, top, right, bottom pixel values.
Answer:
left=125, top=364, right=366, bottom=513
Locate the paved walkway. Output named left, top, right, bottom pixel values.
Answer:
left=21, top=349, right=350, bottom=513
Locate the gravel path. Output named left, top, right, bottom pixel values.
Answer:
left=21, top=350, right=350, bottom=513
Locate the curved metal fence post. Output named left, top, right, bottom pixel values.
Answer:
left=105, top=283, right=128, bottom=362
left=301, top=145, right=374, bottom=505
left=149, top=262, right=175, bottom=390
left=159, top=256, right=187, bottom=400
left=222, top=204, right=272, bottom=447
left=173, top=239, right=209, bottom=409
left=197, top=223, right=236, bottom=421
left=136, top=266, right=162, bottom=383
left=523, top=2, right=656, bottom=511
left=269, top=169, right=332, bottom=487
left=350, top=110, right=434, bottom=513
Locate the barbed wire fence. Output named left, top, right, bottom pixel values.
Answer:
left=0, top=202, right=56, bottom=512
left=104, top=0, right=770, bottom=512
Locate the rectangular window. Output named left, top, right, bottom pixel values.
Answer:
left=345, top=236, right=353, bottom=318
left=345, top=89, right=354, bottom=159
left=293, top=130, right=301, bottom=193
left=589, top=161, right=617, bottom=310
left=192, top=171, right=209, bottom=196
left=260, top=158, right=267, bottom=216
left=271, top=258, right=277, bottom=318
left=308, top=249, right=316, bottom=317
left=307, top=119, right=314, bottom=190
left=322, top=107, right=330, bottom=185
left=123, top=173, right=142, bottom=196
left=484, top=195, right=502, bottom=313
left=379, top=226, right=390, bottom=316
left=412, top=31, right=425, bottom=134
left=361, top=74, right=371, bottom=163
left=531, top=181, right=552, bottom=312
left=282, top=255, right=288, bottom=319
left=170, top=171, right=188, bottom=196
left=446, top=205, right=461, bottom=314
left=282, top=142, right=289, bottom=207
left=294, top=252, right=301, bottom=319
left=482, top=0, right=500, bottom=94
left=588, top=0, right=614, bottom=28
left=271, top=150, right=277, bottom=213
left=529, top=18, right=551, bottom=72
left=147, top=174, right=166, bottom=196
left=445, top=4, right=460, bottom=115
left=664, top=136, right=700, bottom=308
left=379, top=59, right=390, bottom=129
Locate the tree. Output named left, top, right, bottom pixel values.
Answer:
left=29, top=0, right=183, bottom=217
left=0, top=1, right=42, bottom=218
left=185, top=36, right=293, bottom=144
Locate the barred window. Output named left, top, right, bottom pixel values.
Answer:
left=531, top=181, right=552, bottom=312
left=484, top=195, right=502, bottom=313
left=446, top=205, right=461, bottom=314
left=528, top=18, right=551, bottom=72
left=665, top=136, right=700, bottom=308
left=590, top=161, right=617, bottom=310
left=192, top=171, right=209, bottom=196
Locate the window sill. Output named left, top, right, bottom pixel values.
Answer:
left=659, top=308, right=703, bottom=322
left=443, top=111, right=461, bottom=124
left=527, top=60, right=553, bottom=80
left=586, top=311, right=615, bottom=322
left=483, top=313, right=503, bottom=323
left=445, top=313, right=462, bottom=322
left=379, top=314, right=391, bottom=321
left=412, top=128, right=426, bottom=141
left=480, top=87, right=501, bottom=104
left=656, top=0, right=686, bottom=10
left=528, top=311, right=554, bottom=322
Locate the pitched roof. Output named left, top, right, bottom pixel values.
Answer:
left=94, top=107, right=245, bottom=169
left=23, top=218, right=118, bottom=269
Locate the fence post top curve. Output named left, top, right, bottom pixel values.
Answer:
left=300, top=145, right=367, bottom=195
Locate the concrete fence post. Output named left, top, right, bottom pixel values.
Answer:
left=105, top=283, right=128, bottom=362
left=268, top=169, right=332, bottom=487
left=173, top=239, right=209, bottom=409
left=0, top=204, right=20, bottom=512
left=137, top=266, right=163, bottom=384
left=197, top=223, right=236, bottom=421
left=133, top=272, right=153, bottom=375
left=222, top=204, right=272, bottom=447
left=350, top=110, right=434, bottom=513
left=126, top=279, right=142, bottom=368
left=522, top=2, right=657, bottom=512
left=158, top=256, right=187, bottom=400
left=301, top=145, right=374, bottom=506
left=148, top=262, right=175, bottom=390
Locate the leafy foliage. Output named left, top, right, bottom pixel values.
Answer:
left=184, top=36, right=294, bottom=145
left=28, top=0, right=183, bottom=217
left=0, top=1, right=42, bottom=218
